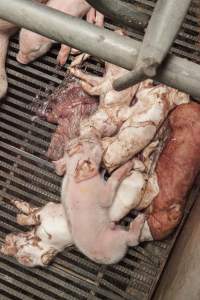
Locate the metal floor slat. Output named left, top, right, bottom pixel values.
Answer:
left=0, top=1, right=200, bottom=299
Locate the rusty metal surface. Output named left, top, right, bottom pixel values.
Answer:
left=0, top=0, right=200, bottom=299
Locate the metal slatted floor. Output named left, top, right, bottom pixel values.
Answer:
left=0, top=1, right=200, bottom=299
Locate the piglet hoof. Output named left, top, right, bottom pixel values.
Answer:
left=0, top=234, right=17, bottom=256
left=57, top=52, right=69, bottom=66
left=17, top=255, right=35, bottom=267
left=128, top=214, right=145, bottom=247
left=41, top=248, right=58, bottom=265
left=130, top=214, right=145, bottom=231
left=70, top=53, right=90, bottom=68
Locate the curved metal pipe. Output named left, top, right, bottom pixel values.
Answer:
left=114, top=0, right=192, bottom=90
left=85, top=0, right=149, bottom=30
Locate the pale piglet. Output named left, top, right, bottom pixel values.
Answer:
left=17, top=0, right=104, bottom=65
left=61, top=137, right=145, bottom=264
left=1, top=200, right=72, bottom=267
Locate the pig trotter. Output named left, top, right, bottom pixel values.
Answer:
left=10, top=199, right=38, bottom=215
left=70, top=53, right=91, bottom=68
left=57, top=44, right=71, bottom=66
left=101, top=160, right=134, bottom=208
left=128, top=214, right=145, bottom=246
left=16, top=213, right=40, bottom=226
left=69, top=64, right=103, bottom=87
left=10, top=199, right=40, bottom=226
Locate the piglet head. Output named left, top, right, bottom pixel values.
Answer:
left=17, top=29, right=52, bottom=64
left=68, top=137, right=103, bottom=182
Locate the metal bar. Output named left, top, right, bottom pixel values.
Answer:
left=0, top=0, right=139, bottom=70
left=114, top=0, right=192, bottom=90
left=0, top=0, right=200, bottom=99
left=85, top=0, right=149, bottom=30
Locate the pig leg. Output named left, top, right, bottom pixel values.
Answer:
left=100, top=160, right=134, bottom=208
left=0, top=31, right=17, bottom=98
left=10, top=199, right=40, bottom=226
left=93, top=214, right=145, bottom=264
left=1, top=232, right=25, bottom=257
left=0, top=21, right=18, bottom=99
left=0, top=34, right=9, bottom=98
left=70, top=53, right=90, bottom=67
left=86, top=8, right=96, bottom=24
left=70, top=67, right=103, bottom=86
left=81, top=81, right=105, bottom=96
left=86, top=8, right=104, bottom=28
left=16, top=212, right=40, bottom=226
left=70, top=67, right=104, bottom=96
left=95, top=12, right=104, bottom=27
left=10, top=199, right=38, bottom=215
left=57, top=44, right=71, bottom=65
left=127, top=214, right=145, bottom=246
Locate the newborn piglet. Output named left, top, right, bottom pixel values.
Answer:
left=62, top=137, right=145, bottom=264
left=1, top=199, right=72, bottom=267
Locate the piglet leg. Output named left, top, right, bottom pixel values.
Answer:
left=70, top=53, right=90, bottom=67
left=86, top=8, right=104, bottom=28
left=70, top=62, right=105, bottom=96
left=70, top=66, right=103, bottom=86
left=95, top=12, right=104, bottom=27
left=127, top=214, right=145, bottom=246
left=10, top=199, right=40, bottom=226
left=100, top=160, right=134, bottom=208
left=57, top=44, right=71, bottom=65
left=10, top=199, right=38, bottom=214
left=91, top=214, right=145, bottom=264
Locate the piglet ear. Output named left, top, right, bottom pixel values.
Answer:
left=75, top=159, right=98, bottom=183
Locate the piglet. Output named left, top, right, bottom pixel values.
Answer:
left=17, top=0, right=104, bottom=65
left=61, top=137, right=145, bottom=264
left=1, top=199, right=72, bottom=267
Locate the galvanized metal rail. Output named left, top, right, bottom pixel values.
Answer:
left=85, top=0, right=149, bottom=29
left=0, top=0, right=200, bottom=99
